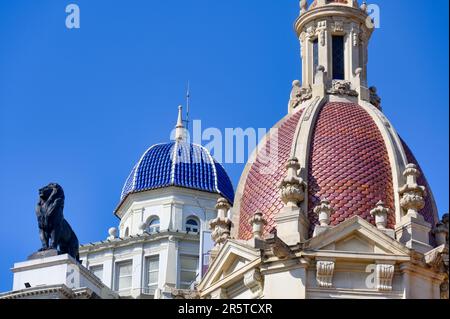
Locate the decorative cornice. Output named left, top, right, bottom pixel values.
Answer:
left=327, top=80, right=358, bottom=97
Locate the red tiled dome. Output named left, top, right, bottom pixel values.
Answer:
left=307, top=103, right=395, bottom=233
left=236, top=102, right=437, bottom=240
left=237, top=110, right=303, bottom=240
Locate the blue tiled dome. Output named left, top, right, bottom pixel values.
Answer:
left=120, top=141, right=235, bottom=204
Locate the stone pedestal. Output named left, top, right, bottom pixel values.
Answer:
left=274, top=206, right=309, bottom=245
left=28, top=249, right=59, bottom=260
left=313, top=225, right=331, bottom=237
left=10, top=254, right=117, bottom=299
left=395, top=215, right=432, bottom=254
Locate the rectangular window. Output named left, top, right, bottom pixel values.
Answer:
left=313, top=38, right=319, bottom=82
left=179, top=255, right=199, bottom=290
left=89, top=265, right=103, bottom=282
left=332, top=35, right=345, bottom=80
left=145, top=256, right=159, bottom=294
left=115, top=261, right=132, bottom=292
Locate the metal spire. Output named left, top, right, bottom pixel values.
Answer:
left=185, top=81, right=190, bottom=130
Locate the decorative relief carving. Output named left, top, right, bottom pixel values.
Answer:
left=316, top=260, right=335, bottom=288
left=320, top=30, right=326, bottom=46
left=376, top=264, right=395, bottom=291
left=333, top=20, right=344, bottom=33
left=327, top=80, right=358, bottom=97
left=303, top=97, right=320, bottom=122
left=306, top=25, right=316, bottom=38
left=289, top=80, right=313, bottom=109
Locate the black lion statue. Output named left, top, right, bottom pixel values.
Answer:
left=36, top=183, right=80, bottom=261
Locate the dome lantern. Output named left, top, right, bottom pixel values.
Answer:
left=293, top=0, right=372, bottom=110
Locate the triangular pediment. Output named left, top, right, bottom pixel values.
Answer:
left=306, top=216, right=411, bottom=257
left=198, top=240, right=261, bottom=291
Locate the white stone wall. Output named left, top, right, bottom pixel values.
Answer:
left=80, top=187, right=221, bottom=298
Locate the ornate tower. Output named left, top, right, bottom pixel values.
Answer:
left=290, top=0, right=373, bottom=112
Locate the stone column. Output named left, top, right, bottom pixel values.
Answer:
left=275, top=158, right=309, bottom=245
left=395, top=164, right=432, bottom=254
left=131, top=245, right=144, bottom=298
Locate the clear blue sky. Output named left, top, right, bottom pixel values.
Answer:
left=0, top=0, right=448, bottom=292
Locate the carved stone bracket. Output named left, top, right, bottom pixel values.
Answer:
left=316, top=260, right=335, bottom=288
left=376, top=264, right=395, bottom=291
left=327, top=80, right=358, bottom=97
left=263, top=234, right=295, bottom=260
left=243, top=268, right=264, bottom=297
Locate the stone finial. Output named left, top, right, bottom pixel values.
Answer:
left=300, top=0, right=308, bottom=14
left=107, top=227, right=117, bottom=240
left=209, top=198, right=232, bottom=247
left=370, top=201, right=389, bottom=230
left=360, top=1, right=368, bottom=12
left=279, top=157, right=306, bottom=208
left=369, top=86, right=382, bottom=109
left=215, top=197, right=230, bottom=219
left=249, top=211, right=267, bottom=240
left=314, top=199, right=333, bottom=227
left=175, top=105, right=186, bottom=142
left=433, top=214, right=449, bottom=246
left=399, top=164, right=427, bottom=218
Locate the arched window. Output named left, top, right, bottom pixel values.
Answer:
left=185, top=218, right=199, bottom=233
left=148, top=218, right=160, bottom=234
